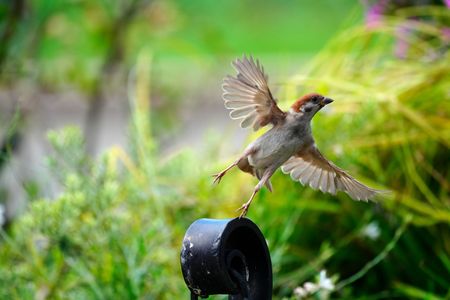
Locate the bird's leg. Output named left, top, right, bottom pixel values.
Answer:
left=237, top=189, right=258, bottom=218
left=237, top=167, right=276, bottom=218
left=213, top=148, right=255, bottom=184
left=212, top=160, right=239, bottom=184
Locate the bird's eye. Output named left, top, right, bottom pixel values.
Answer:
left=312, top=97, right=319, bottom=103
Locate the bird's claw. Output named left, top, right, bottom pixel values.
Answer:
left=236, top=202, right=251, bottom=218
left=212, top=172, right=225, bottom=184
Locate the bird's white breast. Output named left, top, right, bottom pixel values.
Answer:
left=247, top=116, right=312, bottom=170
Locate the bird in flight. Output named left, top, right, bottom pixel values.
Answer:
left=213, top=56, right=384, bottom=217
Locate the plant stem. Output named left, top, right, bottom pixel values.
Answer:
left=335, top=215, right=412, bottom=290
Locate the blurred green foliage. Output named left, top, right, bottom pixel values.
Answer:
left=0, top=0, right=357, bottom=89
left=0, top=0, right=360, bottom=141
left=0, top=1, right=450, bottom=300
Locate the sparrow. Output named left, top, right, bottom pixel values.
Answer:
left=213, top=55, right=383, bottom=218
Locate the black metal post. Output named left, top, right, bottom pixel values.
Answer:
left=180, top=218, right=272, bottom=299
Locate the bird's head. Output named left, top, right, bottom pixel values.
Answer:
left=290, top=93, right=333, bottom=118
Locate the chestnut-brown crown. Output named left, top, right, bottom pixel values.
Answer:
left=291, top=93, right=323, bottom=112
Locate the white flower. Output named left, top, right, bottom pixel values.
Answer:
left=304, top=282, right=318, bottom=293
left=318, top=270, right=335, bottom=291
left=294, top=283, right=318, bottom=299
left=362, top=221, right=380, bottom=240
left=294, top=270, right=335, bottom=299
left=294, top=286, right=307, bottom=298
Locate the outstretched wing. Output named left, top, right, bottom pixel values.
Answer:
left=222, top=55, right=286, bottom=131
left=281, top=145, right=382, bottom=201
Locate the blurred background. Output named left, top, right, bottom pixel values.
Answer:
left=0, top=0, right=449, bottom=299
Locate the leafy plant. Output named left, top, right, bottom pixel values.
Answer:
left=0, top=4, right=448, bottom=300
left=257, top=6, right=449, bottom=299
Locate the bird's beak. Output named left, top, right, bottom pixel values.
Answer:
left=320, top=97, right=333, bottom=107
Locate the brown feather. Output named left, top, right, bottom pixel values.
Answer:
left=291, top=93, right=322, bottom=112
left=281, top=144, right=382, bottom=201
left=237, top=156, right=254, bottom=175
left=222, top=56, right=286, bottom=130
